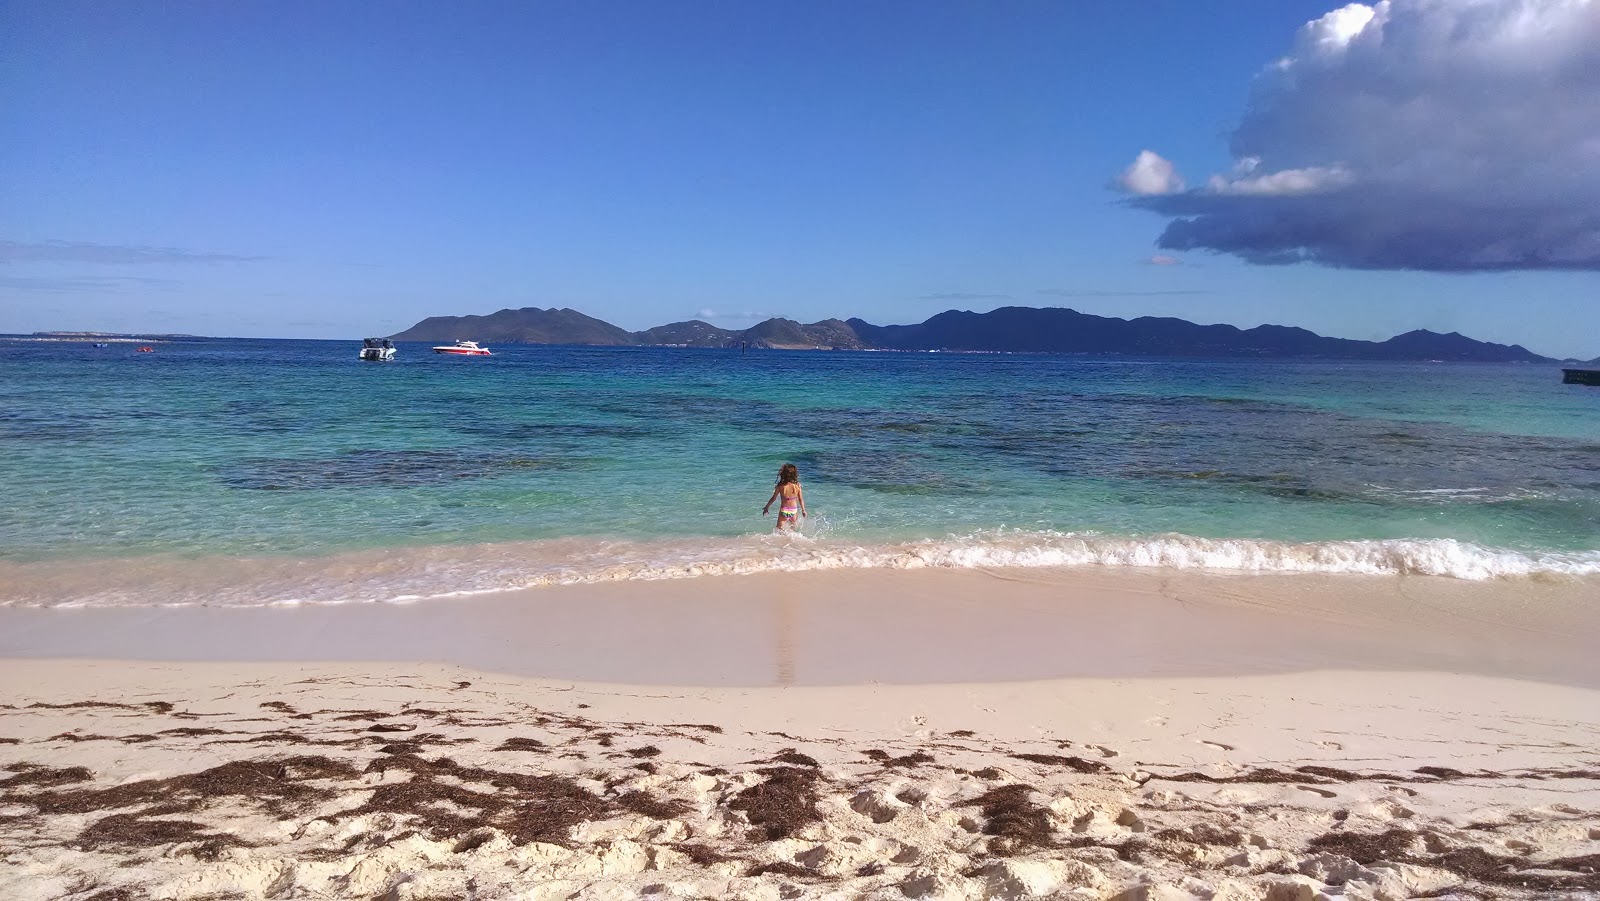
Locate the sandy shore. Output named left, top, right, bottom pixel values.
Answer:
left=5, top=568, right=1598, bottom=687
left=3, top=569, right=1599, bottom=900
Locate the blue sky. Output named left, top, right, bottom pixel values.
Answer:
left=3, top=1, right=1597, bottom=358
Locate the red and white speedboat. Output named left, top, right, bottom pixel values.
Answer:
left=432, top=340, right=492, bottom=356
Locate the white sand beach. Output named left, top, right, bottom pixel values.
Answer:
left=3, top=569, right=1598, bottom=900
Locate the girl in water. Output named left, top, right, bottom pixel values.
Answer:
left=762, top=463, right=807, bottom=532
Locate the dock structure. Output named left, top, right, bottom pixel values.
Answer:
left=1562, top=368, right=1600, bottom=386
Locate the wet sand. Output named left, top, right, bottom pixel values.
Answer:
left=2, top=568, right=1597, bottom=687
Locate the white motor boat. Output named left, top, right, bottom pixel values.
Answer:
left=432, top=340, right=492, bottom=356
left=359, top=338, right=396, bottom=361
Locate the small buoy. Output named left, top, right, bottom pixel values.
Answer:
left=137, top=346, right=155, bottom=353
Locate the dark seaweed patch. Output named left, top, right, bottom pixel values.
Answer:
left=1308, top=830, right=1600, bottom=893
left=76, top=811, right=238, bottom=851
left=614, top=790, right=691, bottom=820
left=217, top=449, right=566, bottom=490
left=50, top=732, right=160, bottom=744
left=1153, top=823, right=1244, bottom=847
left=1011, top=753, right=1110, bottom=774
left=729, top=766, right=822, bottom=841
left=790, top=448, right=984, bottom=497
left=959, top=784, right=1053, bottom=855
left=25, top=755, right=361, bottom=818
left=79, top=890, right=145, bottom=901
left=26, top=701, right=138, bottom=711
left=330, top=709, right=391, bottom=721
left=496, top=737, right=548, bottom=752
left=1546, top=853, right=1600, bottom=873
left=676, top=842, right=730, bottom=865
left=452, top=421, right=664, bottom=445
left=0, top=764, right=93, bottom=788
left=746, top=861, right=817, bottom=879
left=873, top=750, right=934, bottom=768
left=1157, top=767, right=1335, bottom=785
left=768, top=749, right=819, bottom=768
left=883, top=752, right=934, bottom=771
left=350, top=754, right=679, bottom=847
left=1414, top=766, right=1474, bottom=780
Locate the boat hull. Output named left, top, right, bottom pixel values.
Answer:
left=433, top=348, right=492, bottom=356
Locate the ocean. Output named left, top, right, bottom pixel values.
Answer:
left=2, top=337, right=1597, bottom=607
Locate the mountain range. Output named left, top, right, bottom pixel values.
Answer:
left=389, top=306, right=1564, bottom=363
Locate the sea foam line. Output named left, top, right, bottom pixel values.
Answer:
left=5, top=531, right=1597, bottom=609
left=519, top=533, right=1600, bottom=586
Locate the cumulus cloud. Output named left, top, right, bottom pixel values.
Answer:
left=1118, top=150, right=1184, bottom=195
left=0, top=240, right=265, bottom=265
left=1119, top=0, right=1600, bottom=271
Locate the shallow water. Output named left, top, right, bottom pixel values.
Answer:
left=2, top=337, right=1596, bottom=606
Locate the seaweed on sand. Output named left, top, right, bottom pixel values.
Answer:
left=24, top=756, right=361, bottom=818
left=959, top=784, right=1054, bottom=855
left=730, top=766, right=822, bottom=841
left=1308, top=829, right=1600, bottom=893
left=350, top=753, right=685, bottom=846
left=75, top=810, right=241, bottom=851
left=0, top=764, right=93, bottom=789
left=1011, top=753, right=1110, bottom=774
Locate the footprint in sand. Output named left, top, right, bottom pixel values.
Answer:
left=1145, top=716, right=1168, bottom=727
left=1296, top=785, right=1337, bottom=798
left=1199, top=740, right=1235, bottom=752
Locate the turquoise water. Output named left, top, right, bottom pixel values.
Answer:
left=2, top=337, right=1597, bottom=606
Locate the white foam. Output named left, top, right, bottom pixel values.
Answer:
left=513, top=532, right=1600, bottom=584
left=3, top=530, right=1597, bottom=609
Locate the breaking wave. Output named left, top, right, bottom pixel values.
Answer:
left=4, top=530, right=1598, bottom=609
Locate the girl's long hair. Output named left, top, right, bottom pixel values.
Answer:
left=777, top=463, right=799, bottom=485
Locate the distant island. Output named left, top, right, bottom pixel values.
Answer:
left=390, top=306, right=1563, bottom=362
left=10, top=332, right=176, bottom=344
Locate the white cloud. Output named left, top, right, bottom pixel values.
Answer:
left=1300, top=2, right=1378, bottom=55
left=1118, top=150, right=1185, bottom=195
left=1121, top=0, right=1600, bottom=271
left=1204, top=164, right=1354, bottom=195
left=696, top=308, right=769, bottom=322
left=1146, top=255, right=1183, bottom=266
